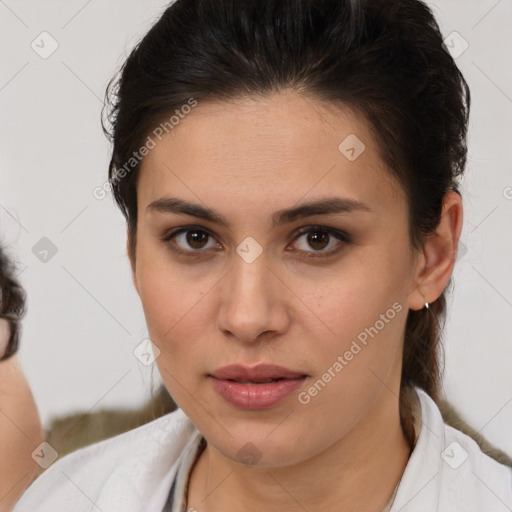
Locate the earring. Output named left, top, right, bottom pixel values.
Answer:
left=424, top=302, right=430, bottom=310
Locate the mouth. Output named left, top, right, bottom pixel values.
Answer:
left=223, top=378, right=292, bottom=384
left=208, top=364, right=308, bottom=409
left=209, top=363, right=308, bottom=382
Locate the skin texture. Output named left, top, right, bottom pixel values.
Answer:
left=0, top=319, right=43, bottom=512
left=129, top=90, right=463, bottom=511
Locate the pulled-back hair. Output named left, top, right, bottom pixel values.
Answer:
left=102, top=0, right=470, bottom=447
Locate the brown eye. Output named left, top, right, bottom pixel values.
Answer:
left=162, top=227, right=219, bottom=254
left=291, top=226, right=350, bottom=258
left=185, top=229, right=210, bottom=249
left=306, top=230, right=330, bottom=250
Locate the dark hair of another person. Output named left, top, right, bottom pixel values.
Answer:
left=102, top=0, right=470, bottom=448
left=0, top=246, right=26, bottom=360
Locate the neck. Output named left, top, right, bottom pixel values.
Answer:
left=187, top=388, right=414, bottom=512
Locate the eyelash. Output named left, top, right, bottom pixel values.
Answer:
left=160, top=225, right=351, bottom=259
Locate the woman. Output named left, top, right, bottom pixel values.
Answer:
left=0, top=247, right=44, bottom=512
left=13, top=0, right=512, bottom=511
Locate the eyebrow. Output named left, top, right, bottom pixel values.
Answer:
left=146, top=196, right=372, bottom=228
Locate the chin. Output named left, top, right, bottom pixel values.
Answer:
left=208, top=424, right=315, bottom=469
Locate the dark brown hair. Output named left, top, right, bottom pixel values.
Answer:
left=102, top=0, right=470, bottom=446
left=0, top=246, right=26, bottom=360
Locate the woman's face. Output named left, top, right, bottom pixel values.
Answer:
left=132, top=90, right=422, bottom=467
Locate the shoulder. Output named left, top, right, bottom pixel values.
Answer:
left=13, top=407, right=199, bottom=512
left=440, top=417, right=512, bottom=511
left=392, top=387, right=512, bottom=512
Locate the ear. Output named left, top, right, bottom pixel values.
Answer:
left=408, top=190, right=463, bottom=311
left=127, top=229, right=139, bottom=295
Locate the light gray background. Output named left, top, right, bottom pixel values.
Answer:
left=1, top=0, right=511, bottom=455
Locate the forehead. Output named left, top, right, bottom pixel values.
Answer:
left=137, top=91, right=405, bottom=221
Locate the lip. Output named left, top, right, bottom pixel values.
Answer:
left=208, top=364, right=308, bottom=410
left=209, top=364, right=307, bottom=381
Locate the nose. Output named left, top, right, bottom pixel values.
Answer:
left=216, top=251, right=291, bottom=344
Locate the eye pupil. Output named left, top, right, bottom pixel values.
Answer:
left=308, top=230, right=329, bottom=250
left=187, top=230, right=208, bottom=249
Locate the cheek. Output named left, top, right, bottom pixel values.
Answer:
left=135, top=241, right=208, bottom=351
left=299, top=258, right=406, bottom=340
left=292, top=273, right=408, bottom=434
left=292, top=256, right=409, bottom=400
left=135, top=252, right=214, bottom=407
left=139, top=273, right=208, bottom=349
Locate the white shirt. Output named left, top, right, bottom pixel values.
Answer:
left=13, top=387, right=512, bottom=512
